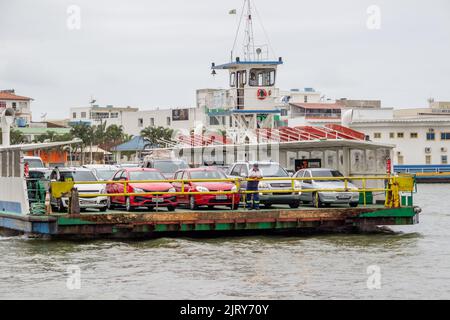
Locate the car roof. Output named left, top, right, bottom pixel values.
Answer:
left=52, top=167, right=93, bottom=172
left=24, top=156, right=42, bottom=159
left=83, top=164, right=117, bottom=169
left=123, top=167, right=159, bottom=172
left=233, top=161, right=280, bottom=165
left=304, top=168, right=335, bottom=171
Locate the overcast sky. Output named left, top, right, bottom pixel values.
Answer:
left=1, top=0, right=450, bottom=120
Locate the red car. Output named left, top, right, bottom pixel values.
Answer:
left=106, top=168, right=177, bottom=212
left=173, top=167, right=240, bottom=210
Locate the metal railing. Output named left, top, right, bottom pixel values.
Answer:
left=48, top=175, right=415, bottom=209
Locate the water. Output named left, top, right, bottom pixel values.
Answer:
left=1, top=184, right=449, bottom=299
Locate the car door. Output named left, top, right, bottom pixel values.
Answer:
left=301, top=170, right=314, bottom=202
left=116, top=170, right=128, bottom=204
left=108, top=171, right=119, bottom=203
left=172, top=171, right=185, bottom=203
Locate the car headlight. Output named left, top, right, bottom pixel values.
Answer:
left=196, top=186, right=209, bottom=192
left=231, top=185, right=238, bottom=192
left=168, top=187, right=176, bottom=193
left=133, top=187, right=145, bottom=193
left=100, top=187, right=107, bottom=194
left=294, top=181, right=302, bottom=189
left=258, top=182, right=269, bottom=189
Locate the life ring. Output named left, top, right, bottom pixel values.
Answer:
left=257, top=89, right=268, bottom=100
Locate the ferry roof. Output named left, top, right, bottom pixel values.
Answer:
left=0, top=139, right=81, bottom=151
left=212, top=60, right=283, bottom=70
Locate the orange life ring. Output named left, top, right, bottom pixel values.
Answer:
left=257, top=89, right=267, bottom=100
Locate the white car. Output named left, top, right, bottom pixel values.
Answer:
left=82, top=164, right=119, bottom=181
left=294, top=168, right=360, bottom=208
left=49, top=167, right=108, bottom=212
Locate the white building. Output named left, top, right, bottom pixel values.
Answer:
left=69, top=104, right=205, bottom=136
left=0, top=89, right=33, bottom=126
left=345, top=103, right=450, bottom=166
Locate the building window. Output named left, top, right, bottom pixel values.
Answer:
left=442, top=155, right=448, bottom=164
left=280, top=109, right=288, bottom=116
left=410, top=132, right=418, bottom=138
left=304, top=96, right=308, bottom=103
left=81, top=112, right=87, bottom=119
left=397, top=132, right=404, bottom=138
left=397, top=155, right=404, bottom=165
left=110, top=112, right=119, bottom=118
left=426, top=155, right=432, bottom=164
left=374, top=133, right=381, bottom=139
left=138, top=118, right=143, bottom=127
left=0, top=101, right=6, bottom=108
left=72, top=112, right=77, bottom=119
left=150, top=118, right=155, bottom=126
left=12, top=102, right=17, bottom=109
left=427, top=132, right=435, bottom=141
left=441, top=132, right=450, bottom=140
left=166, top=117, right=171, bottom=126
left=389, top=132, right=395, bottom=138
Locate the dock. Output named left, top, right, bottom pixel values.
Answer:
left=0, top=205, right=420, bottom=239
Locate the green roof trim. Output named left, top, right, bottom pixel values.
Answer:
left=16, top=127, right=71, bottom=135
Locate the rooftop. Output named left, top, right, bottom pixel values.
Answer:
left=0, top=90, right=33, bottom=101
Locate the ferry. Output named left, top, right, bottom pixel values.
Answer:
left=0, top=0, right=421, bottom=239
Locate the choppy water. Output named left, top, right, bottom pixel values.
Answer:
left=0, top=184, right=449, bottom=299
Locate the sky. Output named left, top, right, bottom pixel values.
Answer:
left=1, top=0, right=450, bottom=120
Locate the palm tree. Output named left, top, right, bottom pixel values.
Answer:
left=140, top=126, right=174, bottom=147
left=70, top=123, right=94, bottom=165
left=0, top=128, right=27, bottom=145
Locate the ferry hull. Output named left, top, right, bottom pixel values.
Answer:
left=0, top=206, right=420, bottom=240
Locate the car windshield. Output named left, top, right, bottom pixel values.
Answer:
left=129, top=171, right=165, bottom=181
left=311, top=170, right=343, bottom=182
left=61, top=171, right=98, bottom=182
left=258, top=164, right=288, bottom=177
left=154, top=161, right=188, bottom=173
left=95, top=170, right=117, bottom=180
left=26, top=159, right=44, bottom=168
left=190, top=170, right=226, bottom=180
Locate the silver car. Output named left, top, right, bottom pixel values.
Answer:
left=294, top=168, right=359, bottom=208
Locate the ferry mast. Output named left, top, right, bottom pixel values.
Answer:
left=211, top=0, right=283, bottom=144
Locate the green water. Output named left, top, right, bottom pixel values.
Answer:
left=0, top=184, right=449, bottom=299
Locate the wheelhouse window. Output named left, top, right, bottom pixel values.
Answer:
left=249, top=68, right=276, bottom=87
left=441, top=132, right=450, bottom=140
left=230, top=72, right=236, bottom=87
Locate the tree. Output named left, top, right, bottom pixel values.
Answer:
left=140, top=126, right=174, bottom=147
left=70, top=123, right=94, bottom=165
left=0, top=128, right=27, bottom=145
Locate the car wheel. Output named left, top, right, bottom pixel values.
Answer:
left=207, top=205, right=215, bottom=210
left=189, top=196, right=198, bottom=210
left=125, top=197, right=135, bottom=212
left=107, top=198, right=115, bottom=210
left=313, top=193, right=323, bottom=208
left=264, top=203, right=273, bottom=209
left=289, top=201, right=300, bottom=209
left=350, top=202, right=359, bottom=208
left=167, top=206, right=176, bottom=212
left=99, top=206, right=107, bottom=212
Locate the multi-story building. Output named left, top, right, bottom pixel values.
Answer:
left=346, top=103, right=450, bottom=166
left=0, top=89, right=33, bottom=126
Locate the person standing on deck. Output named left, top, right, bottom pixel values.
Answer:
left=246, top=163, right=263, bottom=210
